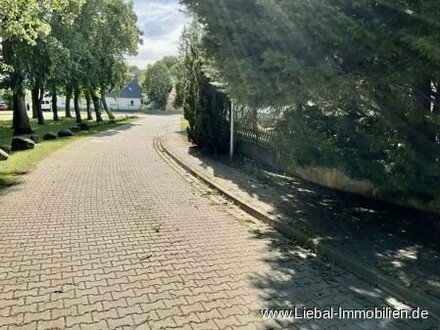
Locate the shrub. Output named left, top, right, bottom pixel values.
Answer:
left=276, top=105, right=440, bottom=202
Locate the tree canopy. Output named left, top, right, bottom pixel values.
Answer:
left=0, top=0, right=83, bottom=44
left=0, top=0, right=142, bottom=133
left=179, top=0, right=440, bottom=204
left=180, top=0, right=440, bottom=110
left=142, top=61, right=172, bottom=110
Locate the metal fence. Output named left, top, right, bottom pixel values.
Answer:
left=234, top=104, right=281, bottom=150
left=236, top=124, right=277, bottom=150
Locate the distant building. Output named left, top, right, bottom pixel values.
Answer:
left=25, top=80, right=144, bottom=112
left=105, top=79, right=143, bottom=111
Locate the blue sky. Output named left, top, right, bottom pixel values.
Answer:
left=125, top=0, right=192, bottom=68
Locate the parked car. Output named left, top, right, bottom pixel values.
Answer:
left=0, top=103, right=8, bottom=111
left=41, top=100, right=52, bottom=112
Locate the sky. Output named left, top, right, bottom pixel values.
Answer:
left=125, top=0, right=192, bottom=69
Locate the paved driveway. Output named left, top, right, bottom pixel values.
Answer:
left=0, top=115, right=436, bottom=329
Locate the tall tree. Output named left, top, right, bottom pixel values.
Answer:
left=180, top=0, right=440, bottom=201
left=177, top=23, right=230, bottom=154
left=80, top=0, right=141, bottom=120
left=2, top=40, right=32, bottom=134
left=180, top=1, right=440, bottom=124
left=25, top=35, right=68, bottom=125
left=0, top=0, right=83, bottom=134
left=142, top=61, right=173, bottom=110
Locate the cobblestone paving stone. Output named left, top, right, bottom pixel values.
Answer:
left=163, top=123, right=440, bottom=308
left=0, top=115, right=438, bottom=330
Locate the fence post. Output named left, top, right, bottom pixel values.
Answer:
left=230, top=100, right=235, bottom=159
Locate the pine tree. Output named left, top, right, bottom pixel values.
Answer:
left=180, top=0, right=440, bottom=201
left=178, top=23, right=230, bottom=154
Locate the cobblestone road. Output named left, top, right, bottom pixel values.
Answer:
left=0, top=115, right=437, bottom=330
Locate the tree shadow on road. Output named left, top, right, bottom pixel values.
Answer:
left=144, top=110, right=183, bottom=116
left=91, top=123, right=136, bottom=138
left=245, top=225, right=438, bottom=329
left=182, top=142, right=440, bottom=325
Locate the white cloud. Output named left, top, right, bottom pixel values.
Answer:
left=125, top=0, right=192, bottom=69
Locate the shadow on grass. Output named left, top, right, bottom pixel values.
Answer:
left=0, top=172, right=22, bottom=188
left=0, top=119, right=136, bottom=191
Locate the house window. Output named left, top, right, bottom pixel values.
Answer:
left=130, top=100, right=134, bottom=106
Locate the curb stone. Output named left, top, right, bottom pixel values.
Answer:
left=158, top=136, right=440, bottom=322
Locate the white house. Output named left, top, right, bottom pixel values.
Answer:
left=105, top=79, right=143, bottom=111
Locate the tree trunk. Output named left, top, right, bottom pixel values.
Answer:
left=12, top=86, right=33, bottom=135
left=32, top=98, right=37, bottom=119
left=52, top=90, right=59, bottom=121
left=85, top=91, right=93, bottom=120
left=65, top=85, right=73, bottom=118
left=101, top=91, right=115, bottom=120
left=36, top=88, right=45, bottom=125
left=2, top=39, right=32, bottom=134
left=73, top=87, right=82, bottom=123
left=91, top=91, right=103, bottom=122
left=31, top=87, right=39, bottom=120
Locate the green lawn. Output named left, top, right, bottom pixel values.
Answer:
left=0, top=111, right=137, bottom=188
left=180, top=116, right=189, bottom=131
left=179, top=117, right=189, bottom=142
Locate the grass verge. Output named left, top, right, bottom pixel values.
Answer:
left=0, top=113, right=137, bottom=188
left=180, top=116, right=189, bottom=131
left=179, top=117, right=189, bottom=142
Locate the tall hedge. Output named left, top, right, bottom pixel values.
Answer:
left=179, top=23, right=230, bottom=155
